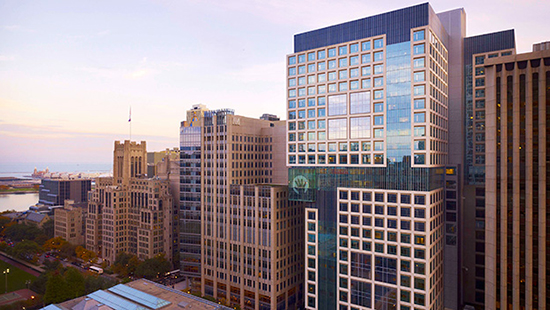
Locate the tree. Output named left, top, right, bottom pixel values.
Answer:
left=12, top=240, right=41, bottom=261
left=75, top=246, right=96, bottom=262
left=42, top=219, right=55, bottom=239
left=64, top=268, right=85, bottom=299
left=3, top=223, right=41, bottom=242
left=112, top=252, right=138, bottom=277
left=44, top=271, right=69, bottom=304
left=135, top=255, right=171, bottom=279
left=42, top=237, right=67, bottom=252
left=84, top=275, right=117, bottom=294
left=59, top=242, right=76, bottom=258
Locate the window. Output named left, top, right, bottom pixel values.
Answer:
left=308, top=52, right=315, bottom=61
left=328, top=118, right=347, bottom=140
left=350, top=117, right=371, bottom=139
left=475, top=89, right=485, bottom=98
left=413, top=44, right=425, bottom=55
left=475, top=55, right=484, bottom=65
left=362, top=66, right=371, bottom=76
left=298, top=65, right=306, bottom=74
left=475, top=67, right=485, bottom=76
left=414, top=98, right=425, bottom=109
left=373, top=38, right=383, bottom=49
left=318, top=85, right=326, bottom=94
left=328, top=48, right=336, bottom=57
left=288, top=78, right=296, bottom=87
left=413, top=57, right=425, bottom=68
left=328, top=60, right=336, bottom=69
left=318, top=73, right=326, bottom=83
left=350, top=80, right=359, bottom=90
left=308, top=64, right=315, bottom=73
left=374, top=90, right=383, bottom=100
left=350, top=55, right=359, bottom=66
left=475, top=78, right=485, bottom=87
left=308, top=98, right=315, bottom=107
left=318, top=62, right=326, bottom=71
left=374, top=115, right=384, bottom=125
left=318, top=108, right=325, bottom=117
left=413, top=85, right=425, bottom=96
left=362, top=78, right=371, bottom=89
left=362, top=53, right=371, bottom=63
left=328, top=94, right=347, bottom=116
left=328, top=83, right=336, bottom=93
left=350, top=68, right=359, bottom=78
left=414, top=140, right=425, bottom=150
left=339, top=70, right=348, bottom=79
left=413, top=30, right=425, bottom=41
left=298, top=54, right=305, bottom=63
left=328, top=71, right=337, bottom=81
left=339, top=58, right=348, bottom=67
left=350, top=43, right=359, bottom=53
left=350, top=91, right=371, bottom=114
left=288, top=67, right=296, bottom=76
left=288, top=56, right=296, bottom=65
left=373, top=64, right=383, bottom=74
left=298, top=87, right=306, bottom=97
left=414, top=112, right=425, bottom=123
left=298, top=77, right=305, bottom=85
left=476, top=99, right=485, bottom=108
left=298, top=110, right=306, bottom=119
left=414, top=126, right=426, bottom=137
left=318, top=50, right=326, bottom=60
left=362, top=41, right=371, bottom=51
left=308, top=87, right=315, bottom=95
left=414, top=71, right=425, bottom=82
left=288, top=89, right=296, bottom=98
left=373, top=51, right=383, bottom=62
left=339, top=46, right=347, bottom=55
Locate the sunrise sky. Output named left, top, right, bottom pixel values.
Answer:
left=1, top=0, right=549, bottom=165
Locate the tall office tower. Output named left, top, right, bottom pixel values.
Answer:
left=483, top=48, right=550, bottom=309
left=39, top=179, right=91, bottom=207
left=461, top=31, right=516, bottom=308
left=86, top=141, right=175, bottom=265
left=179, top=104, right=208, bottom=292
left=180, top=106, right=304, bottom=309
left=286, top=3, right=468, bottom=310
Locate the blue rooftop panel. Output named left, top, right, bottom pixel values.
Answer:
left=87, top=290, right=147, bottom=310
left=294, top=3, right=430, bottom=52
left=108, top=284, right=171, bottom=309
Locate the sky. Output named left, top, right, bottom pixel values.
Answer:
left=1, top=0, right=549, bottom=167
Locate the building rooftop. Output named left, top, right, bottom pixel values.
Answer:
left=46, top=279, right=231, bottom=310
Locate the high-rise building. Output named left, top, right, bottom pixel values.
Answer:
left=39, top=179, right=91, bottom=207
left=286, top=4, right=462, bottom=309
left=483, top=47, right=550, bottom=309
left=179, top=107, right=304, bottom=309
left=86, top=141, right=176, bottom=265
left=54, top=200, right=85, bottom=245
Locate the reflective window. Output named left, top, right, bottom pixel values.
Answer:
left=414, top=112, right=425, bottom=123
left=298, top=54, right=306, bottom=63
left=373, top=129, right=384, bottom=138
left=362, top=142, right=371, bottom=151
left=374, top=90, right=383, bottom=100
left=350, top=91, right=370, bottom=114
left=413, top=57, right=425, bottom=68
left=328, top=48, right=336, bottom=57
left=308, top=109, right=315, bottom=118
left=318, top=120, right=326, bottom=129
left=374, top=141, right=384, bottom=151
left=308, top=75, right=315, bottom=84
left=350, top=43, right=359, bottom=53
left=288, top=89, right=296, bottom=98
left=308, top=98, right=315, bottom=106
left=318, top=108, right=326, bottom=117
left=298, top=76, right=305, bottom=85
left=374, top=51, right=383, bottom=62
left=298, top=87, right=306, bottom=96
left=350, top=55, right=359, bottom=66
left=318, top=73, right=326, bottom=83
left=318, top=97, right=326, bottom=106
left=362, top=78, right=371, bottom=89
left=298, top=110, right=306, bottom=119
left=328, top=60, right=336, bottom=69
left=288, top=122, right=296, bottom=130
left=328, top=71, right=337, bottom=81
left=350, top=68, right=359, bottom=78
left=350, top=117, right=371, bottom=139
left=298, top=65, right=306, bottom=74
left=318, top=61, right=326, bottom=71
left=350, top=80, right=359, bottom=90
left=288, top=100, right=296, bottom=109
left=298, top=122, right=305, bottom=130
left=362, top=53, right=371, bottom=63
left=339, top=46, right=347, bottom=55
left=288, top=56, right=296, bottom=65
left=413, top=85, right=425, bottom=96
left=339, top=70, right=348, bottom=79
left=475, top=55, right=485, bottom=65
left=288, top=144, right=296, bottom=152
left=375, top=256, right=397, bottom=284
left=328, top=94, right=347, bottom=116
left=475, top=67, right=485, bottom=76
left=413, top=30, right=425, bottom=41
left=308, top=64, right=315, bottom=73
left=414, top=126, right=425, bottom=136
left=362, top=66, right=372, bottom=76
left=318, top=50, right=326, bottom=60
left=328, top=118, right=347, bottom=140
left=308, top=86, right=315, bottom=95
left=414, top=140, right=425, bottom=150
left=374, top=115, right=384, bottom=125
left=475, top=78, right=485, bottom=87
left=289, top=132, right=296, bottom=141
left=288, top=67, right=296, bottom=76
left=374, top=77, right=383, bottom=87
left=414, top=154, right=425, bottom=164
left=362, top=41, right=371, bottom=51
left=373, top=38, right=383, bottom=49
left=308, top=52, right=315, bottom=61
left=339, top=58, right=348, bottom=67
left=338, top=82, right=347, bottom=92
left=374, top=285, right=396, bottom=309
left=328, top=142, right=337, bottom=152
left=288, top=78, right=296, bottom=87
left=414, top=71, right=425, bottom=82
left=413, top=44, right=425, bottom=55
left=318, top=85, right=326, bottom=94
left=374, top=64, right=383, bottom=74
left=328, top=83, right=337, bottom=93
left=373, top=102, right=383, bottom=112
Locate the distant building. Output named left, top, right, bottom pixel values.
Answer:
left=6, top=211, right=51, bottom=228
left=86, top=141, right=176, bottom=265
left=41, top=279, right=232, bottom=310
left=39, top=179, right=91, bottom=207
left=54, top=200, right=84, bottom=245
left=147, top=148, right=180, bottom=177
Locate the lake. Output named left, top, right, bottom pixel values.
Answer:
left=0, top=193, right=39, bottom=212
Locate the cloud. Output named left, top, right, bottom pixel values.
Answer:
left=96, top=30, right=110, bottom=37
left=0, top=55, right=15, bottom=61
left=2, top=25, right=20, bottom=31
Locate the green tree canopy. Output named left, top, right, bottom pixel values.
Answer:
left=135, top=255, right=171, bottom=279
left=44, top=271, right=69, bottom=304
left=64, top=267, right=85, bottom=299
left=12, top=240, right=41, bottom=261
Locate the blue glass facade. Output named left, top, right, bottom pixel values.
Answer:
left=294, top=3, right=430, bottom=52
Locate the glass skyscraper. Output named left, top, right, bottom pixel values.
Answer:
left=286, top=4, right=454, bottom=309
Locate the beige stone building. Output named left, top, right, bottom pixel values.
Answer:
left=484, top=46, right=550, bottom=309
left=179, top=107, right=304, bottom=309
left=86, top=141, right=176, bottom=265
left=54, top=200, right=84, bottom=245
